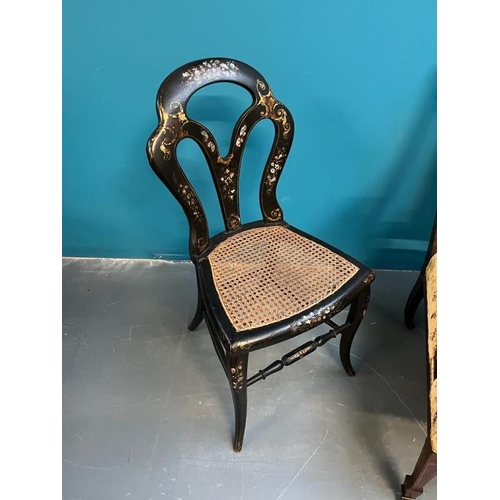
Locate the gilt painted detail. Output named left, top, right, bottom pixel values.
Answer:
left=199, top=126, right=239, bottom=226
left=230, top=362, right=245, bottom=389
left=236, top=124, right=247, bottom=148
left=215, top=155, right=239, bottom=218
left=182, top=59, right=239, bottom=85
left=197, top=237, right=207, bottom=253
left=158, top=101, right=188, bottom=160
left=218, top=166, right=237, bottom=202
left=216, top=154, right=234, bottom=167
left=264, top=146, right=287, bottom=195
left=256, top=80, right=291, bottom=138
left=363, top=271, right=376, bottom=284
left=200, top=130, right=216, bottom=153
left=269, top=208, right=282, bottom=221
left=177, top=183, right=203, bottom=222
left=227, top=214, right=241, bottom=230
left=291, top=303, right=340, bottom=334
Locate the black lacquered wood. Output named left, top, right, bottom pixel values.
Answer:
left=197, top=221, right=375, bottom=354
left=247, top=322, right=351, bottom=387
left=147, top=58, right=294, bottom=256
left=146, top=58, right=375, bottom=451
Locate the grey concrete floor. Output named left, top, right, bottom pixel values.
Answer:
left=62, top=258, right=437, bottom=500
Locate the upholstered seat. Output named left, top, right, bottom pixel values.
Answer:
left=426, top=253, right=437, bottom=454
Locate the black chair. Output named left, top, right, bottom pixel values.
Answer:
left=146, top=58, right=375, bottom=451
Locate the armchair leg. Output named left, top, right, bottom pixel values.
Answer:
left=401, top=437, right=437, bottom=499
left=404, top=214, right=437, bottom=330
left=340, top=287, right=371, bottom=376
left=188, top=288, right=204, bottom=331
left=228, top=353, right=249, bottom=452
left=404, top=274, right=424, bottom=330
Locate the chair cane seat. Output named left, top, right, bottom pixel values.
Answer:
left=208, top=225, right=359, bottom=332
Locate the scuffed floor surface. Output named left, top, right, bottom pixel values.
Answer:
left=62, top=257, right=436, bottom=500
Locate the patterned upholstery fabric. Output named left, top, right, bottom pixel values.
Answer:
left=425, top=254, right=437, bottom=453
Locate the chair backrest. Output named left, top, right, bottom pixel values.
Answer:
left=146, top=58, right=295, bottom=257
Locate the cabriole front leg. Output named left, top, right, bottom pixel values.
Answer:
left=188, top=286, right=204, bottom=331
left=227, top=352, right=249, bottom=452
left=340, top=287, right=371, bottom=376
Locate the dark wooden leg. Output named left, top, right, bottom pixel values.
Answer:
left=404, top=275, right=424, bottom=330
left=404, top=214, right=437, bottom=330
left=228, top=353, right=249, bottom=452
left=401, top=437, right=437, bottom=499
left=340, top=287, right=370, bottom=376
left=188, top=287, right=204, bottom=331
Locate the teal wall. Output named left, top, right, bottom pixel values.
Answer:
left=63, top=0, right=436, bottom=270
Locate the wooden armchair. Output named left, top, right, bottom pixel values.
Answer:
left=402, top=219, right=437, bottom=498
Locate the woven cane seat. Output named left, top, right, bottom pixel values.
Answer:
left=207, top=226, right=359, bottom=332
left=425, top=253, right=437, bottom=453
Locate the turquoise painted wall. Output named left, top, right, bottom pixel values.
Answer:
left=63, top=0, right=436, bottom=270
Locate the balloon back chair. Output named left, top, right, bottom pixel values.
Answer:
left=146, top=58, right=376, bottom=451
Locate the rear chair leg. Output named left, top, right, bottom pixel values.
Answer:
left=340, top=287, right=371, bottom=376
left=188, top=287, right=204, bottom=331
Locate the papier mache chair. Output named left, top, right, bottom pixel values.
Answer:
left=146, top=58, right=376, bottom=451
